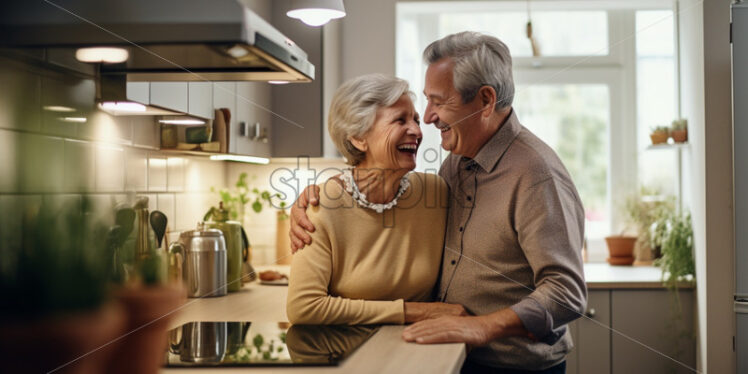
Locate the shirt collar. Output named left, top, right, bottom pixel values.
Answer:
left=461, top=109, right=522, bottom=173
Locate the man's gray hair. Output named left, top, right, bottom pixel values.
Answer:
left=423, top=31, right=514, bottom=110
left=328, top=74, right=412, bottom=166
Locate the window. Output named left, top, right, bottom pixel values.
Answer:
left=397, top=1, right=677, bottom=262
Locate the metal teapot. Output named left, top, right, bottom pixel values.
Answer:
left=168, top=222, right=227, bottom=298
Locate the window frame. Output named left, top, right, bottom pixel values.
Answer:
left=396, top=1, right=676, bottom=262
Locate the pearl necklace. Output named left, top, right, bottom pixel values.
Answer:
left=341, top=168, right=411, bottom=213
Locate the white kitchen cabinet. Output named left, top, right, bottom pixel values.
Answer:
left=212, top=82, right=237, bottom=154
left=150, top=82, right=188, bottom=113
left=188, top=82, right=213, bottom=120
left=611, top=289, right=695, bottom=374
left=566, top=288, right=695, bottom=374
left=234, top=81, right=272, bottom=158
left=567, top=290, right=611, bottom=374
left=126, top=82, right=149, bottom=104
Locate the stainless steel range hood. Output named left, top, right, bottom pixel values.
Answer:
left=0, top=0, right=314, bottom=82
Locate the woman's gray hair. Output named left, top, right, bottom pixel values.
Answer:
left=328, top=74, right=412, bottom=166
left=423, top=31, right=514, bottom=111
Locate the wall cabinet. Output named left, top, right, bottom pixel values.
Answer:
left=188, top=82, right=213, bottom=120
left=150, top=82, right=188, bottom=114
left=566, top=288, right=695, bottom=374
left=235, top=81, right=272, bottom=158
left=270, top=4, right=324, bottom=158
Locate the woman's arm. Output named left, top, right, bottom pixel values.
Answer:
left=286, top=212, right=405, bottom=325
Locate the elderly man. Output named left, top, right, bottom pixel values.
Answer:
left=289, top=32, right=586, bottom=374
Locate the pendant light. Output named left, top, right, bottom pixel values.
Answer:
left=286, top=0, right=346, bottom=27
left=526, top=0, right=541, bottom=57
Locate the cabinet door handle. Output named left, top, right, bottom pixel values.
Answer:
left=585, top=308, right=596, bottom=318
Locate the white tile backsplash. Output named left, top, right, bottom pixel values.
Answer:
left=125, top=149, right=148, bottom=192
left=64, top=139, right=95, bottom=192
left=167, top=157, right=185, bottom=192
left=0, top=58, right=41, bottom=132
left=148, top=156, right=167, bottom=192
left=132, top=117, right=160, bottom=149
left=175, top=193, right=213, bottom=231
left=21, top=133, right=64, bottom=193
left=157, top=194, right=176, bottom=231
left=185, top=158, right=224, bottom=193
left=95, top=144, right=125, bottom=192
left=0, top=129, right=20, bottom=193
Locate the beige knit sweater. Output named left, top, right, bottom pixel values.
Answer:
left=287, top=172, right=448, bottom=325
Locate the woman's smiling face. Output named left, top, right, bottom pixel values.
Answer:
left=355, top=94, right=422, bottom=171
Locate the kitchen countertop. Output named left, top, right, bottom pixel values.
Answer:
left=583, top=263, right=694, bottom=289
left=161, top=271, right=466, bottom=374
left=160, top=263, right=687, bottom=373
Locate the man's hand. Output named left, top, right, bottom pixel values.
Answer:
left=289, top=184, right=320, bottom=253
left=404, top=302, right=468, bottom=323
left=402, top=315, right=494, bottom=345
left=402, top=308, right=532, bottom=345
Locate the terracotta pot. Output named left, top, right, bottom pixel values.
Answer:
left=649, top=132, right=669, bottom=145
left=672, top=129, right=688, bottom=143
left=605, top=236, right=637, bottom=258
left=109, top=284, right=186, bottom=374
left=0, top=302, right=126, bottom=374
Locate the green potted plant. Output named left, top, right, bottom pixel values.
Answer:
left=211, top=172, right=284, bottom=269
left=0, top=198, right=126, bottom=374
left=107, top=196, right=186, bottom=374
left=623, top=189, right=676, bottom=263
left=654, top=210, right=696, bottom=359
left=649, top=125, right=670, bottom=145
left=655, top=212, right=695, bottom=289
left=671, top=118, right=688, bottom=143
left=212, top=172, right=281, bottom=225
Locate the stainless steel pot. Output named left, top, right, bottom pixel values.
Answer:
left=168, top=222, right=227, bottom=298
left=169, top=321, right=227, bottom=363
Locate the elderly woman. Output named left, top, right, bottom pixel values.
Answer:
left=286, top=74, right=462, bottom=325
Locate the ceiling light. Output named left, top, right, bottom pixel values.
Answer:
left=159, top=118, right=206, bottom=125
left=43, top=105, right=76, bottom=112
left=75, top=47, right=129, bottom=64
left=287, top=0, right=346, bottom=27
left=99, top=101, right=146, bottom=113
left=226, top=45, right=249, bottom=58
left=210, top=155, right=270, bottom=165
left=268, top=80, right=290, bottom=85
left=59, top=117, right=87, bottom=123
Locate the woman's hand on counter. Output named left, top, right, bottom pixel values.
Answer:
left=403, top=302, right=467, bottom=323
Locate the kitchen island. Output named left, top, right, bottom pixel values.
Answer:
left=162, top=278, right=466, bottom=374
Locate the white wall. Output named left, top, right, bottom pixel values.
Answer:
left=679, top=0, right=735, bottom=372
left=341, top=0, right=397, bottom=80
left=702, top=0, right=736, bottom=372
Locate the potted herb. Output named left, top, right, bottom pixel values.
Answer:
left=623, top=189, right=676, bottom=262
left=212, top=172, right=281, bottom=225
left=0, top=198, right=126, bottom=373
left=211, top=172, right=284, bottom=269
left=671, top=118, right=688, bottom=143
left=107, top=197, right=186, bottom=374
left=655, top=212, right=695, bottom=289
left=649, top=125, right=670, bottom=145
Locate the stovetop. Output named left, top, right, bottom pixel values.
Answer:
left=165, top=321, right=378, bottom=367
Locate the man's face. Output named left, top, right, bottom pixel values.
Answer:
left=422, top=58, right=485, bottom=157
